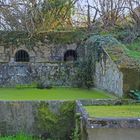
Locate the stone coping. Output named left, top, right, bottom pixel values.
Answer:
left=79, top=99, right=140, bottom=106
left=76, top=99, right=140, bottom=129
left=87, top=118, right=140, bottom=129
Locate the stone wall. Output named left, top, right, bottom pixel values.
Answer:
left=94, top=53, right=123, bottom=97
left=0, top=62, right=78, bottom=87
left=0, top=43, right=77, bottom=63
left=121, top=68, right=140, bottom=94
left=0, top=101, right=75, bottom=139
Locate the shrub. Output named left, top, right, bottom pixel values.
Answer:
left=37, top=102, right=76, bottom=140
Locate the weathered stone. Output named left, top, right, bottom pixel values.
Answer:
left=95, top=54, right=123, bottom=97
left=0, top=63, right=79, bottom=87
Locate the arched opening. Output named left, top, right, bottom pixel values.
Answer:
left=64, top=50, right=77, bottom=61
left=15, top=50, right=29, bottom=62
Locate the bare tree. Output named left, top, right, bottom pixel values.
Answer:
left=126, top=0, right=140, bottom=26
left=0, top=0, right=77, bottom=34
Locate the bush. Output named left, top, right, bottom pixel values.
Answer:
left=37, top=102, right=76, bottom=140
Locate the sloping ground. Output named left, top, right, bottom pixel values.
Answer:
left=86, top=35, right=140, bottom=70
left=125, top=38, right=140, bottom=59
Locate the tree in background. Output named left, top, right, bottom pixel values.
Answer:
left=0, top=0, right=77, bottom=35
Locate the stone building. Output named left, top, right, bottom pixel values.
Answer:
left=0, top=33, right=140, bottom=97
left=0, top=32, right=79, bottom=87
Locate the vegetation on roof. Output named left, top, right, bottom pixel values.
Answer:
left=0, top=29, right=86, bottom=46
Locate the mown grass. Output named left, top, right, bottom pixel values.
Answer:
left=84, top=105, right=140, bottom=118
left=0, top=87, right=114, bottom=101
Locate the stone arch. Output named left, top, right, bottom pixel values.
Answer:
left=15, top=50, right=30, bottom=62
left=64, top=50, right=77, bottom=61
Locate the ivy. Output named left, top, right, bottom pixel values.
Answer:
left=37, top=101, right=76, bottom=140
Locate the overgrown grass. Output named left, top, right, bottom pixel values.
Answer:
left=126, top=38, right=140, bottom=52
left=0, top=134, right=38, bottom=140
left=84, top=105, right=140, bottom=118
left=126, top=38, right=140, bottom=59
left=0, top=87, right=114, bottom=100
left=125, top=49, right=140, bottom=59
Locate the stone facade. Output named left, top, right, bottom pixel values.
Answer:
left=0, top=43, right=77, bottom=63
left=0, top=41, right=79, bottom=87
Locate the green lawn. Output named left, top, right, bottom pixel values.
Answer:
left=84, top=105, right=140, bottom=118
left=0, top=87, right=114, bottom=101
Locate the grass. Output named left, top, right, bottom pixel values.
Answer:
left=126, top=39, right=140, bottom=59
left=0, top=134, right=39, bottom=140
left=126, top=39, right=140, bottom=52
left=0, top=87, right=114, bottom=101
left=125, top=49, right=140, bottom=59
left=84, top=105, right=140, bottom=118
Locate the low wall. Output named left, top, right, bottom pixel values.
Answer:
left=0, top=101, right=75, bottom=139
left=95, top=54, right=123, bottom=97
left=87, top=128, right=140, bottom=140
left=77, top=100, right=140, bottom=140
left=0, top=62, right=78, bottom=87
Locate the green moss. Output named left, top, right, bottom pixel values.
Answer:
left=0, top=29, right=86, bottom=46
left=46, top=30, right=86, bottom=44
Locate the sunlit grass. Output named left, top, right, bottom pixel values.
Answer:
left=84, top=105, right=140, bottom=118
left=0, top=87, right=114, bottom=101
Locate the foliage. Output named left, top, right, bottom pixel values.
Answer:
left=46, top=29, right=87, bottom=44
left=37, top=101, right=76, bottom=140
left=71, top=113, right=81, bottom=140
left=0, top=29, right=86, bottom=46
left=39, top=0, right=75, bottom=32
left=110, top=26, right=139, bottom=44
left=0, top=31, right=41, bottom=47
left=75, top=35, right=122, bottom=89
left=0, top=0, right=76, bottom=34
left=75, top=58, right=94, bottom=89
left=129, top=90, right=140, bottom=100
